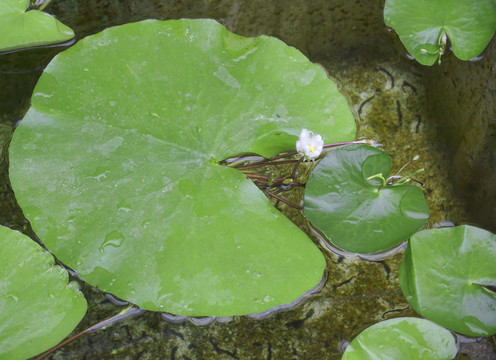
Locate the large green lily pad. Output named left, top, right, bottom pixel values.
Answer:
left=9, top=19, right=356, bottom=316
left=384, top=0, right=496, bottom=65
left=400, top=225, right=496, bottom=336
left=342, top=317, right=458, bottom=360
left=0, top=226, right=87, bottom=360
left=304, top=145, right=429, bottom=254
left=0, top=0, right=74, bottom=53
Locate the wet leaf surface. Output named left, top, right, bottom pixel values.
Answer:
left=9, top=19, right=356, bottom=316
left=0, top=226, right=87, bottom=359
left=400, top=225, right=496, bottom=336
left=384, top=0, right=496, bottom=65
left=304, top=145, right=428, bottom=254
left=0, top=0, right=74, bottom=52
left=342, top=317, right=458, bottom=360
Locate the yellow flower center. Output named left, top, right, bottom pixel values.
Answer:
left=309, top=145, right=315, bottom=153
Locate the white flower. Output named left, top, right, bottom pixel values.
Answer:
left=296, top=129, right=323, bottom=160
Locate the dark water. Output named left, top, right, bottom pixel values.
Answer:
left=0, top=0, right=494, bottom=359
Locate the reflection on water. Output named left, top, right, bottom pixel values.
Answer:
left=0, top=0, right=494, bottom=359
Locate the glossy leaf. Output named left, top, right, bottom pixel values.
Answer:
left=304, top=145, right=429, bottom=254
left=0, top=226, right=87, bottom=360
left=400, top=225, right=496, bottom=336
left=0, top=0, right=74, bottom=53
left=342, top=317, right=458, bottom=360
left=9, top=19, right=356, bottom=316
left=384, top=0, right=496, bottom=65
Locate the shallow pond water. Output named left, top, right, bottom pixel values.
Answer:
left=0, top=0, right=495, bottom=359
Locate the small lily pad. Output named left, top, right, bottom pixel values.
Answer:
left=0, top=0, right=74, bottom=53
left=384, top=0, right=496, bottom=65
left=400, top=225, right=496, bottom=336
left=9, top=19, right=356, bottom=316
left=0, top=226, right=87, bottom=360
left=304, top=144, right=429, bottom=254
left=342, top=317, right=458, bottom=360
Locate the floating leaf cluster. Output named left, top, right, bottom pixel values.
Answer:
left=2, top=17, right=496, bottom=360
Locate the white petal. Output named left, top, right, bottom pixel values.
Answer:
left=296, top=129, right=324, bottom=160
left=299, top=128, right=312, bottom=141
left=296, top=139, right=304, bottom=154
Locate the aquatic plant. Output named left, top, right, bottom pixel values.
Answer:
left=0, top=0, right=74, bottom=53
left=341, top=317, right=458, bottom=360
left=384, top=0, right=496, bottom=65
left=0, top=226, right=86, bottom=359
left=3, top=17, right=495, bottom=359
left=304, top=144, right=429, bottom=254
left=400, top=225, right=496, bottom=336
left=8, top=18, right=355, bottom=317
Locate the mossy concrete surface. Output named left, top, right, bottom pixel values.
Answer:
left=424, top=36, right=496, bottom=234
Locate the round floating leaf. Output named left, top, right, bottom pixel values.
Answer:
left=342, top=317, right=458, bottom=360
left=384, top=0, right=496, bottom=65
left=9, top=19, right=356, bottom=316
left=304, top=145, right=429, bottom=254
left=0, top=0, right=74, bottom=53
left=0, top=226, right=87, bottom=360
left=400, top=225, right=496, bottom=336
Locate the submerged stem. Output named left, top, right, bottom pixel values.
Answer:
left=237, top=159, right=300, bottom=170
left=237, top=139, right=376, bottom=170
left=238, top=139, right=376, bottom=206
left=267, top=191, right=302, bottom=210
left=290, top=158, right=304, bottom=180
left=34, top=306, right=145, bottom=359
left=244, top=173, right=269, bottom=180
